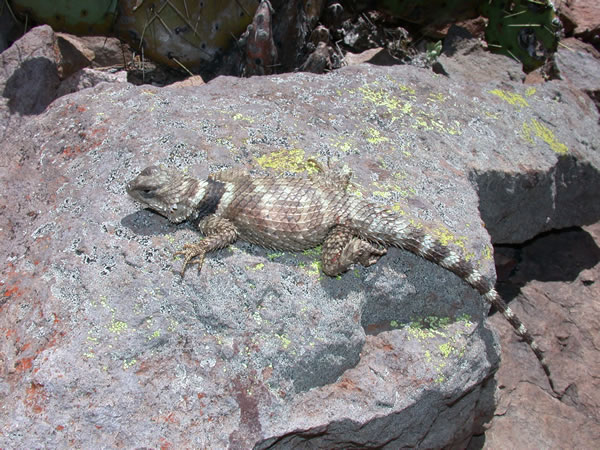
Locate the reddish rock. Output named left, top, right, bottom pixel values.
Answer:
left=484, top=224, right=600, bottom=447
left=560, top=0, right=600, bottom=48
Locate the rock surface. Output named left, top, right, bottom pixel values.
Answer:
left=555, top=37, right=600, bottom=113
left=560, top=0, right=600, bottom=48
left=483, top=224, right=600, bottom=447
left=1, top=27, right=599, bottom=448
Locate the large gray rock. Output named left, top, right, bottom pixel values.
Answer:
left=1, top=31, right=599, bottom=448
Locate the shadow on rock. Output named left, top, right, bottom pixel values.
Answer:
left=3, top=57, right=59, bottom=115
left=494, top=226, right=600, bottom=302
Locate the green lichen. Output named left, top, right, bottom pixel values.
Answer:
left=267, top=252, right=285, bottom=261
left=438, top=342, right=453, bottom=358
left=167, top=319, right=179, bottom=332
left=371, top=180, right=416, bottom=200
left=411, top=114, right=462, bottom=135
left=330, top=137, right=354, bottom=153
left=302, top=246, right=322, bottom=257
left=427, top=92, right=447, bottom=102
left=248, top=262, right=265, bottom=271
left=482, top=245, right=493, bottom=261
left=373, top=190, right=392, bottom=199
left=306, top=261, right=322, bottom=277
left=430, top=226, right=469, bottom=259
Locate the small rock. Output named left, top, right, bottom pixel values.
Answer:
left=579, top=269, right=595, bottom=285
left=167, top=75, right=206, bottom=88
left=310, top=25, right=330, bottom=45
left=0, top=25, right=60, bottom=117
left=56, top=33, right=96, bottom=79
left=299, top=41, right=331, bottom=73
left=344, top=47, right=399, bottom=66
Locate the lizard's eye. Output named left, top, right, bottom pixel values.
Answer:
left=139, top=188, right=155, bottom=198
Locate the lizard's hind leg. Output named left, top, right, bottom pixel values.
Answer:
left=321, top=225, right=387, bottom=276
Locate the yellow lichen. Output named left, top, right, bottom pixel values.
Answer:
left=430, top=226, right=468, bottom=257
left=232, top=113, right=255, bottom=123
left=365, top=127, right=390, bottom=144
left=123, top=359, right=137, bottom=370
left=428, top=92, right=447, bottom=102
left=521, top=119, right=568, bottom=155
left=248, top=263, right=265, bottom=271
left=276, top=334, right=291, bottom=349
left=489, top=89, right=529, bottom=108
left=359, top=85, right=400, bottom=113
left=330, top=137, right=354, bottom=153
left=267, top=252, right=285, bottom=261
left=147, top=329, right=161, bottom=341
left=108, top=320, right=128, bottom=334
left=256, top=149, right=317, bottom=173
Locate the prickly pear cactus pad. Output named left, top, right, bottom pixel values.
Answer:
left=116, top=0, right=258, bottom=69
left=482, top=0, right=561, bottom=72
left=11, top=0, right=117, bottom=35
left=376, top=0, right=480, bottom=25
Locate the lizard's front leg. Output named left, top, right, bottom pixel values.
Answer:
left=174, top=216, right=238, bottom=275
left=321, top=225, right=387, bottom=276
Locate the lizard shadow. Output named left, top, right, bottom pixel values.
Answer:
left=121, top=209, right=199, bottom=237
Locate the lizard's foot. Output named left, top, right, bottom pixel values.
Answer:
left=322, top=226, right=388, bottom=276
left=174, top=243, right=207, bottom=276
left=356, top=243, right=387, bottom=267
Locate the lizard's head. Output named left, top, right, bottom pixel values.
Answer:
left=127, top=165, right=207, bottom=223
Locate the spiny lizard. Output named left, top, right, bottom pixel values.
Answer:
left=127, top=164, right=553, bottom=389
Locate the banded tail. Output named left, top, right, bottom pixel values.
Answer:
left=348, top=202, right=554, bottom=389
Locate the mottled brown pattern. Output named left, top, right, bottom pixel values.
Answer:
left=127, top=165, right=553, bottom=388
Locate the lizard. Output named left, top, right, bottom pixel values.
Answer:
left=127, top=163, right=554, bottom=390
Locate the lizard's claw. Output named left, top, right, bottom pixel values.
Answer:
left=174, top=243, right=206, bottom=276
